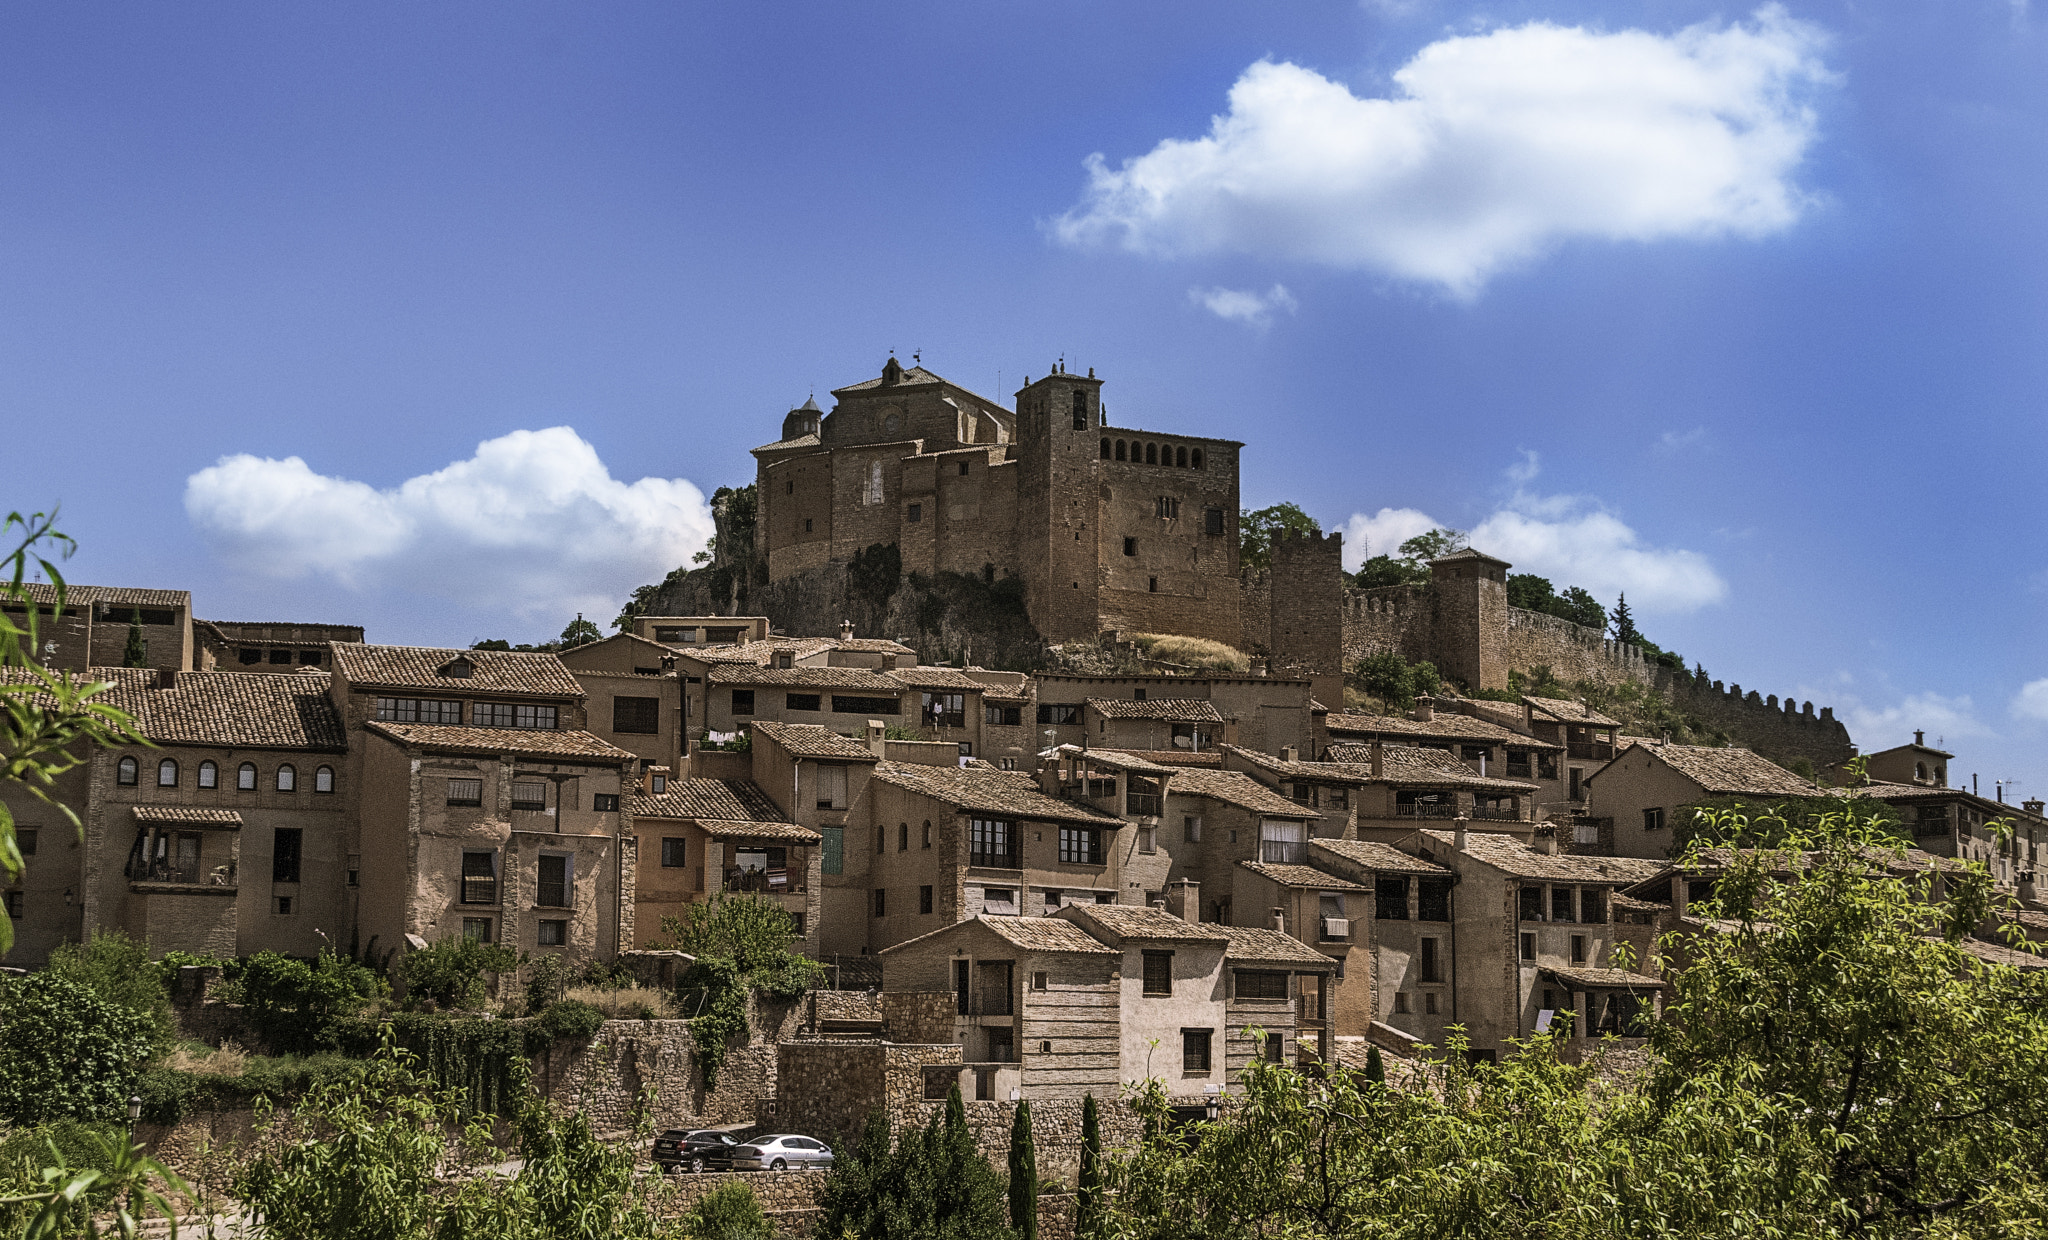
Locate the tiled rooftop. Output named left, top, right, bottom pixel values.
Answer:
left=119, top=672, right=348, bottom=750
left=1063, top=902, right=1231, bottom=942
left=1218, top=924, right=1340, bottom=967
left=1627, top=744, right=1821, bottom=798
left=1540, top=965, right=1669, bottom=989
left=1053, top=746, right=1176, bottom=775
left=1165, top=768, right=1319, bottom=817
left=1226, top=745, right=1537, bottom=794
left=627, top=778, right=787, bottom=822
left=1524, top=696, right=1621, bottom=727
left=1418, top=829, right=1664, bottom=884
left=363, top=722, right=633, bottom=763
left=1087, top=697, right=1225, bottom=723
left=751, top=721, right=880, bottom=761
left=1237, top=860, right=1368, bottom=891
left=132, top=806, right=244, bottom=826
left=887, top=667, right=992, bottom=691
left=869, top=761, right=1123, bottom=826
left=1323, top=711, right=1559, bottom=750
left=878, top=914, right=1120, bottom=957
left=16, top=583, right=190, bottom=609
left=1310, top=838, right=1450, bottom=876
left=332, top=643, right=586, bottom=698
left=707, top=665, right=904, bottom=690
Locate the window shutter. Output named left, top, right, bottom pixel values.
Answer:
left=822, top=826, right=844, bottom=875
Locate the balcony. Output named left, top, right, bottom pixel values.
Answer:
left=1470, top=805, right=1522, bottom=822
left=1125, top=793, right=1162, bottom=817
left=1394, top=802, right=1461, bottom=819
left=1505, top=762, right=1533, bottom=779
left=1567, top=742, right=1615, bottom=761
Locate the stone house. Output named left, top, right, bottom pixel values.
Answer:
left=743, top=720, right=883, bottom=958
left=1834, top=730, right=1953, bottom=789
left=1396, top=826, right=1664, bottom=1060
left=16, top=583, right=194, bottom=678
left=1857, top=781, right=2048, bottom=891
left=1582, top=741, right=1820, bottom=859
left=631, top=616, right=773, bottom=648
left=1301, top=838, right=1455, bottom=1051
left=624, top=775, right=821, bottom=952
left=1032, top=672, right=1316, bottom=760
left=195, top=621, right=363, bottom=674
left=1222, top=744, right=1538, bottom=843
left=1322, top=698, right=1568, bottom=813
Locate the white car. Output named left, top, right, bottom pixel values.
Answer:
left=724, top=1134, right=835, bottom=1171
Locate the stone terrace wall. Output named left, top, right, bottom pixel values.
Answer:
left=534, top=998, right=802, bottom=1133
left=882, top=991, right=955, bottom=1043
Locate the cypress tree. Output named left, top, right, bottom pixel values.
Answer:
left=121, top=610, right=148, bottom=669
left=1365, top=1045, right=1386, bottom=1084
left=1008, top=1099, right=1038, bottom=1240
left=1077, top=1092, right=1102, bottom=1236
left=1610, top=593, right=1641, bottom=646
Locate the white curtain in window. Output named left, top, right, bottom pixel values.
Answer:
left=1260, top=819, right=1305, bottom=864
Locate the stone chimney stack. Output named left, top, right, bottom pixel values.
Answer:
left=1534, top=828, right=1559, bottom=856
left=1269, top=907, right=1286, bottom=935
left=1280, top=746, right=1298, bottom=763
left=1454, top=814, right=1470, bottom=851
left=1166, top=879, right=1201, bottom=923
left=1411, top=696, right=1434, bottom=722
left=1370, top=739, right=1384, bottom=780
left=867, top=719, right=887, bottom=758
left=2026, top=799, right=2045, bottom=816
left=1915, top=729, right=1925, bottom=746
left=840, top=619, right=855, bottom=641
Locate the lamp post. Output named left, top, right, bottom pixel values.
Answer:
left=126, top=1093, right=142, bottom=1135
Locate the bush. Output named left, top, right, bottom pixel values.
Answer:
left=0, top=972, right=155, bottom=1125
left=225, top=950, right=383, bottom=1053
left=524, top=953, right=572, bottom=1014
left=0, top=1119, right=120, bottom=1179
left=398, top=936, right=518, bottom=1010
left=564, top=984, right=674, bottom=1020
left=1127, top=633, right=1249, bottom=673
left=1353, top=651, right=1415, bottom=709
left=684, top=1180, right=771, bottom=1240
left=47, top=929, right=174, bottom=1052
left=533, top=1000, right=606, bottom=1042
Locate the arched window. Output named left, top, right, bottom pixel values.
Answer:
left=1191, top=448, right=1204, bottom=470
left=277, top=764, right=296, bottom=792
left=117, top=756, right=138, bottom=786
left=1916, top=762, right=1928, bottom=781
left=198, top=761, right=218, bottom=789
left=1115, top=440, right=1127, bottom=461
left=1145, top=443, right=1158, bottom=465
left=923, top=821, right=933, bottom=848
left=898, top=822, right=909, bottom=851
left=315, top=766, right=335, bottom=794
left=157, top=758, right=178, bottom=787
left=1175, top=445, right=1188, bottom=468
left=1100, top=437, right=1110, bottom=459
left=238, top=762, right=257, bottom=791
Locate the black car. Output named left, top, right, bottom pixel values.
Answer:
left=652, top=1128, right=741, bottom=1173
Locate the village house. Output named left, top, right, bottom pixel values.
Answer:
left=1031, top=671, right=1316, bottom=760
left=1322, top=697, right=1568, bottom=814
left=623, top=772, right=821, bottom=952
left=1222, top=744, right=1539, bottom=844
left=1582, top=741, right=1822, bottom=859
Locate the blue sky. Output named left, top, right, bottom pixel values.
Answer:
left=3, top=1, right=2045, bottom=791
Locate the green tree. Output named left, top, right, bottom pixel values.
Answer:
left=225, top=950, right=383, bottom=1053
left=0, top=972, right=155, bottom=1126
left=1238, top=503, right=1320, bottom=570
left=815, top=1087, right=1014, bottom=1240
left=1505, top=573, right=1558, bottom=612
left=397, top=935, right=518, bottom=1010
left=682, top=1181, right=769, bottom=1240
left=1395, top=526, right=1467, bottom=564
left=1353, top=651, right=1415, bottom=709
left=45, top=930, right=175, bottom=1053
left=1077, top=1093, right=1102, bottom=1238
left=120, top=609, right=147, bottom=668
left=1351, top=555, right=1428, bottom=589
left=1555, top=585, right=1606, bottom=631
left=1364, top=1044, right=1385, bottom=1084
left=558, top=613, right=602, bottom=650
left=1008, top=1100, right=1038, bottom=1240
left=655, top=895, right=823, bottom=1088
left=1609, top=591, right=1641, bottom=645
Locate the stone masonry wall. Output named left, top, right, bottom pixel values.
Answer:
left=882, top=991, right=956, bottom=1043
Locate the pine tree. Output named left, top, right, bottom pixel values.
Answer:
left=1008, top=1099, right=1038, bottom=1240
left=121, top=609, right=148, bottom=669
left=1365, top=1045, right=1385, bottom=1084
left=1077, top=1092, right=1102, bottom=1237
left=1610, top=593, right=1641, bottom=646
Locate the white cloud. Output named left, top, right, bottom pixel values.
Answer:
left=1190, top=283, right=1298, bottom=327
left=2012, top=678, right=2048, bottom=722
left=1824, top=688, right=1991, bottom=744
left=184, top=428, right=714, bottom=620
left=1343, top=507, right=1441, bottom=563
left=1054, top=7, right=1833, bottom=296
left=1656, top=427, right=1708, bottom=455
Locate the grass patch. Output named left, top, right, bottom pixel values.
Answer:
left=1129, top=633, right=1250, bottom=673
left=564, top=984, right=678, bottom=1020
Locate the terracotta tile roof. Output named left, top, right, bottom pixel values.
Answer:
left=701, top=637, right=839, bottom=665
left=752, top=432, right=822, bottom=453
left=887, top=667, right=990, bottom=691
left=1524, top=696, right=1621, bottom=727
left=1053, top=745, right=1174, bottom=775
left=695, top=820, right=822, bottom=843
left=751, top=721, right=880, bottom=761
left=16, top=583, right=190, bottom=609
left=1225, top=745, right=1537, bottom=794
left=976, top=681, right=1031, bottom=702
left=869, top=761, right=1123, bottom=825
left=1087, top=698, right=1225, bottom=723
left=1417, top=829, right=1663, bottom=884
left=1131, top=750, right=1223, bottom=768
left=1062, top=903, right=1231, bottom=943
left=1612, top=894, right=1665, bottom=913
left=627, top=778, right=787, bottom=822
left=86, top=666, right=164, bottom=690
left=832, top=363, right=951, bottom=393
left=364, top=721, right=633, bottom=763
left=707, top=665, right=905, bottom=690
left=0, top=666, right=160, bottom=699
left=1961, top=938, right=2048, bottom=971
left=132, top=806, right=244, bottom=826
left=1618, top=744, right=1819, bottom=798
left=1310, top=838, right=1450, bottom=876
left=121, top=672, right=347, bottom=750
left=570, top=669, right=672, bottom=682
left=877, top=914, right=1120, bottom=957
left=1237, top=861, right=1369, bottom=891
left=332, top=643, right=585, bottom=699
left=1166, top=768, right=1319, bottom=817
left=1854, top=781, right=1965, bottom=803
left=837, top=638, right=917, bottom=654
left=1324, top=712, right=1559, bottom=750
left=1218, top=925, right=1339, bottom=967
left=1540, top=965, right=1669, bottom=990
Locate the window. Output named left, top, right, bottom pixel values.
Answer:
left=1520, top=932, right=1536, bottom=961
left=613, top=696, right=661, bottom=734
left=1154, top=496, right=1180, bottom=519
left=2, top=891, right=20, bottom=919
left=198, top=761, right=218, bottom=789
left=1144, top=443, right=1157, bottom=464
left=1072, top=391, right=1088, bottom=429
left=1376, top=876, right=1408, bottom=919
left=239, top=648, right=263, bottom=664
left=907, top=503, right=922, bottom=523
left=446, top=778, right=484, bottom=807
left=1259, top=819, right=1305, bottom=865
left=919, top=884, right=934, bottom=914
left=816, top=764, right=848, bottom=810
left=1183, top=815, right=1202, bottom=842
left=1115, top=440, right=1128, bottom=461
left=267, top=649, right=292, bottom=665
left=1000, top=757, right=1017, bottom=771
left=238, top=762, right=257, bottom=791
left=375, top=697, right=463, bottom=724
left=1236, top=970, right=1289, bottom=1000
left=1643, top=807, right=1666, bottom=832
left=1147, top=576, right=1157, bottom=592
left=1058, top=826, right=1103, bottom=865
left=970, top=818, right=1017, bottom=868
left=158, top=759, right=178, bottom=787
left=872, top=888, right=886, bottom=917
left=1043, top=888, right=1063, bottom=912
left=1519, top=887, right=1545, bottom=922
left=1552, top=888, right=1575, bottom=923
left=463, top=918, right=492, bottom=942
left=1571, top=934, right=1587, bottom=964
left=923, top=821, right=932, bottom=848
left=538, top=919, right=567, bottom=947
left=1425, top=991, right=1439, bottom=1015
left=537, top=854, right=571, bottom=907
left=1204, top=507, right=1224, bottom=536
left=1142, top=950, right=1173, bottom=996
left=300, top=649, right=324, bottom=665
left=510, top=781, right=546, bottom=810
left=1420, top=937, right=1441, bottom=983
left=833, top=695, right=899, bottom=715
left=922, top=692, right=965, bottom=728
left=272, top=827, right=302, bottom=883
left=662, top=838, right=687, bottom=867
left=1036, top=704, right=1080, bottom=725
left=898, top=822, right=909, bottom=851
left=14, top=828, right=33, bottom=856
left=276, top=764, right=296, bottom=792
left=461, top=851, right=498, bottom=904
left=315, top=766, right=335, bottom=794
left=1182, top=1028, right=1212, bottom=1074
left=117, top=756, right=137, bottom=785
left=593, top=793, right=620, bottom=812
left=985, top=704, right=1022, bottom=726
left=1095, top=892, right=1114, bottom=904
left=1137, top=826, right=1156, bottom=855
left=654, top=625, right=693, bottom=643
left=1394, top=992, right=1410, bottom=1014
left=731, top=689, right=755, bottom=715
left=275, top=896, right=294, bottom=915
left=983, top=886, right=1016, bottom=915
left=1581, top=889, right=1607, bottom=924
left=1122, top=537, right=1137, bottom=557
left=786, top=693, right=822, bottom=712
left=822, top=826, right=843, bottom=875
left=805, top=518, right=814, bottom=533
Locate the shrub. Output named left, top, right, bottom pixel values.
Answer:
left=0, top=972, right=155, bottom=1125
left=398, top=936, right=518, bottom=1010
left=46, top=929, right=174, bottom=1052
left=533, top=1000, right=606, bottom=1042
left=684, top=1180, right=771, bottom=1240
left=564, top=984, right=674, bottom=1020
left=1353, top=651, right=1415, bottom=709
left=226, top=950, right=383, bottom=1053
left=1127, top=633, right=1249, bottom=673
left=525, top=953, right=572, bottom=1014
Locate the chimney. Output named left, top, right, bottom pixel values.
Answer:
left=866, top=719, right=887, bottom=757
left=1250, top=656, right=1268, bottom=677
left=1411, top=696, right=1434, bottom=722
left=2025, top=799, right=2044, bottom=816
left=1915, top=729, right=1924, bottom=746
left=1370, top=739, right=1384, bottom=780
left=1269, top=907, right=1286, bottom=935
left=1280, top=746, right=1298, bottom=763
left=1454, top=814, right=1470, bottom=852
left=840, top=619, right=855, bottom=641
left=1166, top=879, right=1200, bottom=923
left=1533, top=827, right=1559, bottom=856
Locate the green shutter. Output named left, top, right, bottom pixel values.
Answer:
left=822, top=826, right=844, bottom=876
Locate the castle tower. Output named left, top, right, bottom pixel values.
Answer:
left=1014, top=365, right=1106, bottom=643
left=1428, top=548, right=1510, bottom=692
left=1269, top=530, right=1346, bottom=706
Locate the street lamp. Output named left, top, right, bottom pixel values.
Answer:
left=127, top=1093, right=142, bottom=1142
